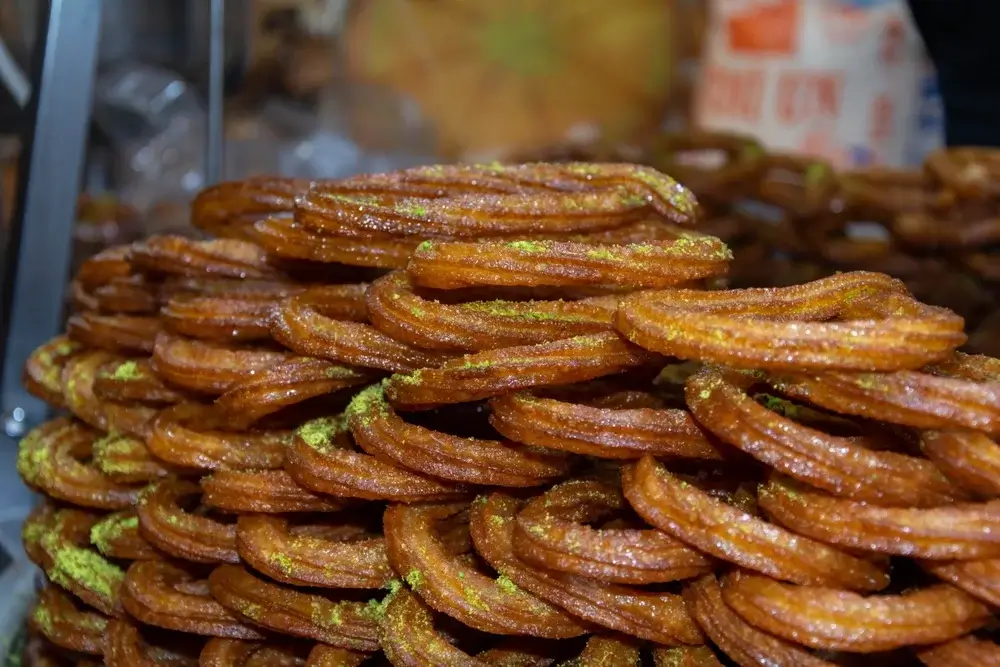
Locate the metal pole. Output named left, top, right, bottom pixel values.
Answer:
left=206, top=0, right=225, bottom=185
left=1, top=0, right=103, bottom=438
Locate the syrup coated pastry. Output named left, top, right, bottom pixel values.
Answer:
left=75, top=244, right=134, bottom=290
left=272, top=285, right=454, bottom=371
left=719, top=571, right=991, bottom=652
left=67, top=313, right=163, bottom=355
left=924, top=557, right=1000, bottom=606
left=512, top=479, right=713, bottom=584
left=347, top=383, right=570, bottom=486
left=254, top=214, right=420, bottom=269
left=366, top=272, right=620, bottom=351
left=90, top=510, right=159, bottom=561
left=103, top=619, right=205, bottom=667
left=29, top=585, right=108, bottom=655
left=150, top=333, right=289, bottom=395
left=120, top=560, right=264, bottom=639
left=60, top=350, right=157, bottom=436
left=136, top=479, right=239, bottom=564
left=917, top=635, right=1000, bottom=667
left=191, top=177, right=306, bottom=239
left=284, top=415, right=469, bottom=502
left=236, top=514, right=392, bottom=589
left=470, top=493, right=704, bottom=645
left=37, top=511, right=124, bottom=616
left=161, top=289, right=278, bottom=342
left=198, top=638, right=369, bottom=667
left=406, top=236, right=731, bottom=290
left=383, top=501, right=587, bottom=638
left=201, top=469, right=344, bottom=514
left=622, top=456, right=889, bottom=591
left=209, top=565, right=379, bottom=650
left=92, top=358, right=189, bottom=405
left=92, top=432, right=173, bottom=484
left=23, top=336, right=84, bottom=408
left=129, top=236, right=279, bottom=281
left=71, top=274, right=160, bottom=315
left=685, top=366, right=965, bottom=506
left=646, top=131, right=766, bottom=206
left=384, top=332, right=660, bottom=410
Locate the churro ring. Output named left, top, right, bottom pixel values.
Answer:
left=686, top=366, right=965, bottom=506
left=366, top=272, right=618, bottom=351
left=21, top=503, right=94, bottom=569
left=925, top=147, right=1000, bottom=199
left=347, top=383, right=570, bottom=487
left=924, top=557, right=1000, bottom=607
left=838, top=167, right=947, bottom=218
left=236, top=514, right=392, bottom=589
left=646, top=131, right=766, bottom=205
left=191, top=177, right=306, bottom=239
left=151, top=334, right=288, bottom=395
left=513, top=479, right=713, bottom=584
left=622, top=456, right=889, bottom=591
left=161, top=292, right=276, bottom=342
left=93, top=358, right=189, bottom=405
left=616, top=272, right=966, bottom=372
left=208, top=565, right=379, bottom=651
left=104, top=619, right=205, bottom=667
left=92, top=432, right=173, bottom=484
left=771, top=366, right=1000, bottom=435
left=73, top=275, right=160, bottom=315
left=489, top=388, right=723, bottom=461
left=61, top=350, right=127, bottom=430
left=23, top=336, right=84, bottom=407
left=201, top=469, right=345, bottom=513
left=147, top=403, right=288, bottom=472
left=284, top=415, right=469, bottom=502
left=759, top=475, right=1000, bottom=560
left=384, top=332, right=660, bottom=411
left=471, top=493, right=704, bottom=645
left=271, top=286, right=454, bottom=372
left=651, top=645, right=724, bottom=667
left=129, top=236, right=279, bottom=281
left=198, top=639, right=369, bottom=667
left=91, top=510, right=159, bottom=561
left=76, top=244, right=134, bottom=289
left=683, top=574, right=835, bottom=667
left=120, top=560, right=263, bottom=638
left=757, top=154, right=838, bottom=219
left=254, top=216, right=418, bottom=269
left=29, top=586, right=108, bottom=655
left=918, top=634, right=1000, bottom=666
left=17, top=417, right=141, bottom=509
left=406, top=236, right=730, bottom=291
left=383, top=501, right=587, bottom=638
left=892, top=211, right=1000, bottom=248
left=213, top=357, right=375, bottom=428
left=720, top=571, right=991, bottom=653
left=136, top=479, right=238, bottom=564
left=39, top=516, right=125, bottom=616
left=921, top=430, right=1000, bottom=498
left=67, top=313, right=163, bottom=354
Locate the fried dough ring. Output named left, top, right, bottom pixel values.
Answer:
left=121, top=560, right=263, bottom=638
left=208, top=565, right=379, bottom=651
left=471, top=493, right=704, bottom=645
left=129, top=236, right=279, bottom=280
left=686, top=366, right=964, bottom=506
left=191, top=177, right=306, bottom=238
left=616, top=271, right=966, bottom=372
left=924, top=557, right=1000, bottom=606
left=489, top=390, right=723, bottom=461
left=92, top=432, right=173, bottom=484
left=720, top=571, right=991, bottom=653
left=406, top=236, right=730, bottom=291
left=23, top=336, right=84, bottom=407
left=29, top=586, right=108, bottom=655
left=236, top=514, right=392, bottom=589
left=759, top=475, right=1000, bottom=560
left=151, top=334, right=288, bottom=395
left=76, top=244, right=134, bottom=289
left=272, top=287, right=453, bottom=372
left=771, top=368, right=1000, bottom=435
left=199, top=639, right=369, bottom=667
left=622, top=457, right=888, bottom=591
left=147, top=403, right=288, bottom=472
left=17, top=417, right=140, bottom=509
left=93, top=358, right=189, bottom=405
left=90, top=510, right=159, bottom=561
left=921, top=431, right=1000, bottom=498
left=384, top=332, right=660, bottom=411
left=67, top=313, right=163, bottom=354
left=254, top=216, right=418, bottom=269
left=284, top=416, right=469, bottom=502
left=22, top=503, right=95, bottom=570
left=201, top=469, right=345, bottom=513
left=104, top=619, right=205, bottom=667
left=918, top=635, right=1000, bottom=666
left=683, top=574, right=836, bottom=667
left=651, top=646, right=725, bottom=667
left=39, top=515, right=125, bottom=616
left=513, top=479, right=713, bottom=584
left=136, top=479, right=239, bottom=563
left=347, top=383, right=570, bottom=486
left=161, top=292, right=276, bottom=342
left=383, top=502, right=587, bottom=638
left=366, top=272, right=618, bottom=352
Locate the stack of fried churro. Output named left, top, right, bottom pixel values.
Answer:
left=16, top=162, right=1000, bottom=666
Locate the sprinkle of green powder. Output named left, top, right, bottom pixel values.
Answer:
left=346, top=384, right=387, bottom=427
left=585, top=248, right=617, bottom=261
left=30, top=605, right=53, bottom=635
left=362, top=579, right=402, bottom=621
left=43, top=535, right=124, bottom=601
left=296, top=416, right=346, bottom=450
left=405, top=569, right=424, bottom=589
left=506, top=240, right=548, bottom=253
left=16, top=430, right=50, bottom=485
left=496, top=575, right=520, bottom=595
left=311, top=600, right=343, bottom=628
left=90, top=514, right=138, bottom=555
left=394, top=370, right=423, bottom=386
left=416, top=240, right=434, bottom=252
left=269, top=552, right=295, bottom=576
left=110, top=360, right=141, bottom=381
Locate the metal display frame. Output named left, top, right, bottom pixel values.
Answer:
left=0, top=0, right=226, bottom=641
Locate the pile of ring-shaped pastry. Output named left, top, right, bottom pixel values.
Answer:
left=16, top=161, right=1000, bottom=667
